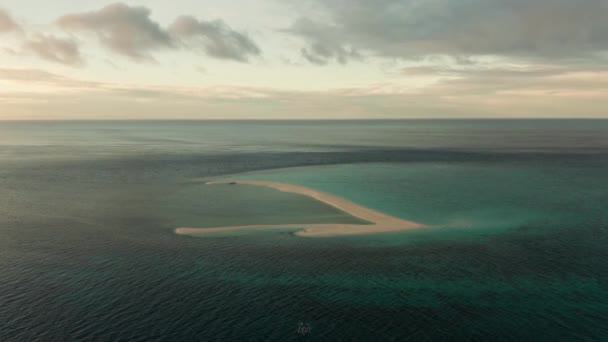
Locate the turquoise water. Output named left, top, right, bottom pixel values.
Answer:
left=1, top=120, right=607, bottom=341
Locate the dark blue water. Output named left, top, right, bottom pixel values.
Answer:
left=1, top=120, right=607, bottom=341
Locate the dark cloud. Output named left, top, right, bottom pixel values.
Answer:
left=0, top=8, right=20, bottom=33
left=169, top=16, right=261, bottom=62
left=23, top=34, right=83, bottom=66
left=57, top=3, right=173, bottom=61
left=288, top=18, right=360, bottom=65
left=290, top=0, right=608, bottom=62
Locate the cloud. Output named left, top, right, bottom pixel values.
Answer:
left=0, top=68, right=100, bottom=88
left=0, top=8, right=20, bottom=33
left=398, top=64, right=608, bottom=99
left=55, top=2, right=261, bottom=63
left=287, top=18, right=360, bottom=65
left=169, top=16, right=261, bottom=62
left=289, top=0, right=608, bottom=62
left=0, top=9, right=80, bottom=66
left=2, top=66, right=608, bottom=119
left=23, top=34, right=83, bottom=66
left=0, top=68, right=67, bottom=82
left=0, top=67, right=270, bottom=99
left=56, top=2, right=173, bottom=61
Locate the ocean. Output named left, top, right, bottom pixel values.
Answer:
left=1, top=120, right=607, bottom=341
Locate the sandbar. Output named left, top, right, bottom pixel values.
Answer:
left=175, top=181, right=426, bottom=238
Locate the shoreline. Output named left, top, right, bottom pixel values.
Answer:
left=175, top=181, right=427, bottom=238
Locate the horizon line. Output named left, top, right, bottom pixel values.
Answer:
left=2, top=118, right=608, bottom=122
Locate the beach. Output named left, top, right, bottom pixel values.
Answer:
left=175, top=181, right=427, bottom=237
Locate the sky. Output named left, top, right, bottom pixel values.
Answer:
left=1, top=0, right=607, bottom=119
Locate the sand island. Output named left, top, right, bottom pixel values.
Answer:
left=175, top=181, right=427, bottom=238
